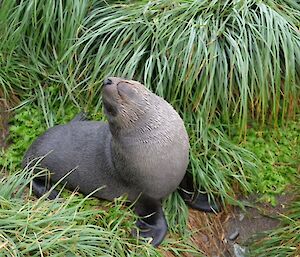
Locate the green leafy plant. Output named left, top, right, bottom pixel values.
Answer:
left=234, top=117, right=300, bottom=205
left=0, top=107, right=45, bottom=170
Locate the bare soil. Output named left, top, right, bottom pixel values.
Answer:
left=185, top=193, right=294, bottom=257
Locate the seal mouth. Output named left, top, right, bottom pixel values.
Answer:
left=102, top=78, right=119, bottom=101
left=102, top=77, right=120, bottom=116
left=103, top=77, right=137, bottom=101
left=103, top=98, right=118, bottom=117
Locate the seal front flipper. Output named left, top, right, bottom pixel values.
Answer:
left=132, top=197, right=167, bottom=247
left=179, top=172, right=221, bottom=213
left=31, top=178, right=59, bottom=200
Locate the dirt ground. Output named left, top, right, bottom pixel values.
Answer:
left=184, top=194, right=294, bottom=257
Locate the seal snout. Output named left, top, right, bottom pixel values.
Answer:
left=102, top=77, right=117, bottom=97
left=103, top=78, right=113, bottom=86
left=103, top=77, right=135, bottom=98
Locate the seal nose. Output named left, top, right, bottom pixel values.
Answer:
left=103, top=78, right=113, bottom=86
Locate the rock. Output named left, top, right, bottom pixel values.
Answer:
left=228, top=229, right=240, bottom=241
left=233, top=243, right=247, bottom=257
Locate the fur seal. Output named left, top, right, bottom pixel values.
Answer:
left=23, top=77, right=190, bottom=246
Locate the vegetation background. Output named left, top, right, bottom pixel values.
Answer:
left=0, top=0, right=299, bottom=256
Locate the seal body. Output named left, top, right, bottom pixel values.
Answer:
left=23, top=78, right=189, bottom=202
left=23, top=77, right=190, bottom=246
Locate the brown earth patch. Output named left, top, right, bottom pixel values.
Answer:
left=175, top=193, right=295, bottom=257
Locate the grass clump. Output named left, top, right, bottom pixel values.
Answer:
left=0, top=168, right=138, bottom=256
left=0, top=0, right=92, bottom=99
left=187, top=115, right=257, bottom=204
left=78, top=0, right=300, bottom=128
left=0, top=167, right=203, bottom=256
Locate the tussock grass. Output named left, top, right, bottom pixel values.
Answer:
left=187, top=115, right=256, bottom=205
left=0, top=167, right=203, bottom=256
left=0, top=0, right=91, bottom=101
left=78, top=0, right=300, bottom=128
left=1, top=0, right=299, bottom=125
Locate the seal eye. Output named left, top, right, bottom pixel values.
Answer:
left=117, top=83, right=138, bottom=100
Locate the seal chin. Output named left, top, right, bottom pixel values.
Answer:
left=102, top=78, right=120, bottom=117
left=102, top=80, right=118, bottom=98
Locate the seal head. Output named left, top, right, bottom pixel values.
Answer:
left=102, top=77, right=151, bottom=133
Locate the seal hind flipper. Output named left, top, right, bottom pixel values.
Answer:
left=133, top=197, right=167, bottom=247
left=179, top=173, right=221, bottom=213
left=70, top=112, right=89, bottom=122
left=181, top=190, right=221, bottom=213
